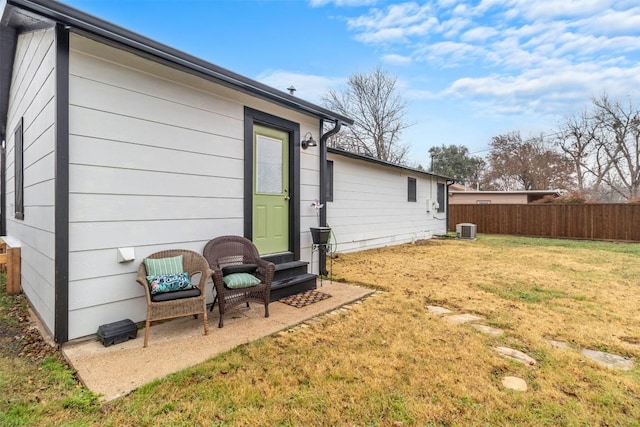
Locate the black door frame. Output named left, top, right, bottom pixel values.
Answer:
left=243, top=107, right=300, bottom=260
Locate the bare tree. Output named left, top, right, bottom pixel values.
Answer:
left=555, top=94, right=640, bottom=201
left=556, top=109, right=603, bottom=194
left=483, top=131, right=575, bottom=191
left=323, top=67, right=412, bottom=164
left=592, top=94, right=640, bottom=200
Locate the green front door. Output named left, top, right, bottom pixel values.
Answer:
left=253, top=125, right=289, bottom=254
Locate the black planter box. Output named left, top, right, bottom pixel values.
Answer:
left=97, top=319, right=137, bottom=347
left=310, top=227, right=331, bottom=244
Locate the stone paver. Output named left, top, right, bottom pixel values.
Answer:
left=426, top=305, right=452, bottom=315
left=429, top=305, right=635, bottom=395
left=548, top=340, right=570, bottom=350
left=444, top=313, right=484, bottom=324
left=501, top=376, right=528, bottom=391
left=582, top=349, right=634, bottom=370
left=495, top=346, right=537, bottom=366
left=471, top=324, right=504, bottom=336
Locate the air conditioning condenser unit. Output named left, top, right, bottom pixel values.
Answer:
left=456, top=223, right=477, bottom=240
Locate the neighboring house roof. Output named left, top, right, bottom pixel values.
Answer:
left=328, top=147, right=452, bottom=181
left=449, top=183, right=475, bottom=191
left=0, top=0, right=354, bottom=136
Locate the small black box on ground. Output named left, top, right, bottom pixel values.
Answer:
left=97, top=319, right=138, bottom=347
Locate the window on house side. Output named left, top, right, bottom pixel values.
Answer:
left=326, top=160, right=334, bottom=202
left=408, top=177, right=417, bottom=202
left=477, top=200, right=491, bottom=205
left=14, top=117, right=24, bottom=220
left=437, top=182, right=445, bottom=213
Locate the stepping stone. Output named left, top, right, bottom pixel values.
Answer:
left=426, top=305, right=452, bottom=315
left=444, top=313, right=484, bottom=324
left=501, top=376, right=528, bottom=391
left=471, top=324, right=504, bottom=336
left=494, top=347, right=537, bottom=366
left=548, top=340, right=570, bottom=350
left=581, top=349, right=634, bottom=370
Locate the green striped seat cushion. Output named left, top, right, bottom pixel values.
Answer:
left=144, top=255, right=184, bottom=276
left=222, top=272, right=261, bottom=289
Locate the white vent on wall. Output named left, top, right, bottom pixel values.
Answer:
left=456, top=223, right=477, bottom=240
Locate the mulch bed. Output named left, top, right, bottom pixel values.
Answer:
left=279, top=290, right=332, bottom=308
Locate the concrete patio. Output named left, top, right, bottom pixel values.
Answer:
left=61, top=280, right=373, bottom=401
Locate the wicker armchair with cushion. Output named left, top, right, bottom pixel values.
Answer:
left=136, top=249, right=210, bottom=347
left=203, top=236, right=275, bottom=328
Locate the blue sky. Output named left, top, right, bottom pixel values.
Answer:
left=61, top=0, right=640, bottom=167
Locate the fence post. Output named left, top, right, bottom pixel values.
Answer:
left=0, top=237, right=21, bottom=295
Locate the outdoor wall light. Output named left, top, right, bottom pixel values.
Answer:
left=301, top=132, right=318, bottom=149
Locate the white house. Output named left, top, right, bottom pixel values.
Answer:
left=0, top=0, right=356, bottom=343
left=0, top=0, right=450, bottom=344
left=327, top=148, right=449, bottom=253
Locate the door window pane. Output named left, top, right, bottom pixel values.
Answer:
left=256, top=134, right=282, bottom=194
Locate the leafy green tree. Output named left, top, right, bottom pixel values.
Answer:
left=427, top=144, right=484, bottom=187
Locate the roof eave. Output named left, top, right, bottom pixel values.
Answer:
left=328, top=146, right=452, bottom=181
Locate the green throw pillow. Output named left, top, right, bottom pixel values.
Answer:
left=223, top=273, right=261, bottom=289
left=144, top=255, right=184, bottom=276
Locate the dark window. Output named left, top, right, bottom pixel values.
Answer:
left=437, top=182, right=445, bottom=213
left=326, top=160, right=334, bottom=202
left=14, top=117, right=24, bottom=220
left=408, top=177, right=417, bottom=202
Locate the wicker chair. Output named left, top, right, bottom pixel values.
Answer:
left=136, top=249, right=210, bottom=347
left=203, top=236, right=275, bottom=328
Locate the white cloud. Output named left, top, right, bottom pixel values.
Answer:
left=460, top=26, right=499, bottom=42
left=416, top=41, right=485, bottom=67
left=575, top=7, right=640, bottom=35
left=511, top=0, right=612, bottom=20
left=443, top=62, right=640, bottom=118
left=324, top=0, right=640, bottom=142
left=308, top=0, right=377, bottom=7
left=436, top=0, right=457, bottom=7
left=438, top=16, right=472, bottom=39
left=348, top=3, right=438, bottom=43
left=255, top=70, right=345, bottom=103
left=381, top=53, right=413, bottom=65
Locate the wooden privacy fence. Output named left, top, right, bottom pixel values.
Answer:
left=448, top=204, right=640, bottom=242
left=0, top=237, right=21, bottom=295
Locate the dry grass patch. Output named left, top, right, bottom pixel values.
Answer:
left=2, top=235, right=640, bottom=425
left=97, top=235, right=640, bottom=426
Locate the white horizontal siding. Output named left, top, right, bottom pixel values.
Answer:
left=328, top=153, right=447, bottom=253
left=69, top=106, right=243, bottom=159
left=70, top=194, right=243, bottom=223
left=70, top=164, right=243, bottom=197
left=4, top=28, right=57, bottom=334
left=68, top=298, right=146, bottom=341
left=66, top=35, right=320, bottom=339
